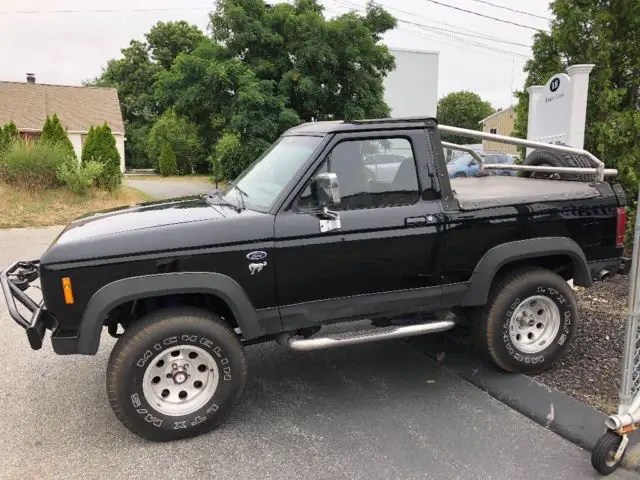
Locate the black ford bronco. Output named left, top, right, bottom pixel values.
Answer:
left=1, top=117, right=629, bottom=441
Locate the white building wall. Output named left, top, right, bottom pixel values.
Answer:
left=115, top=134, right=125, bottom=173
left=68, top=133, right=83, bottom=162
left=384, top=48, right=439, bottom=118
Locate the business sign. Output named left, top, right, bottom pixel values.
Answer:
left=531, top=73, right=571, bottom=146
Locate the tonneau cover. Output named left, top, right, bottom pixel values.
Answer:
left=450, top=176, right=600, bottom=210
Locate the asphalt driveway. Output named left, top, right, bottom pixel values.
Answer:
left=0, top=226, right=635, bottom=480
left=125, top=176, right=213, bottom=199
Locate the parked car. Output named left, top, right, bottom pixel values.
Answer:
left=447, top=153, right=482, bottom=177
left=484, top=154, right=517, bottom=176
left=447, top=153, right=517, bottom=177
left=2, top=117, right=629, bottom=443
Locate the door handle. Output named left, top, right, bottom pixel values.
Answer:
left=404, top=215, right=436, bottom=226
left=405, top=216, right=427, bottom=226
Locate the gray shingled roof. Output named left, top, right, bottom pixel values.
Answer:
left=0, top=81, right=124, bottom=134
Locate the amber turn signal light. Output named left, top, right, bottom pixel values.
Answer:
left=61, top=277, right=74, bottom=305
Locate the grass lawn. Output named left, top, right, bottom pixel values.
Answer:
left=0, top=182, right=153, bottom=229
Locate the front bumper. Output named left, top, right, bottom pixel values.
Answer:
left=0, top=261, right=55, bottom=350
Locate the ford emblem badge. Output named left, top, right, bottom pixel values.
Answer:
left=246, top=251, right=267, bottom=261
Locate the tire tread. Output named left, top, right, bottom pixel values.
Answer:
left=106, top=307, right=247, bottom=441
left=474, top=267, right=577, bottom=374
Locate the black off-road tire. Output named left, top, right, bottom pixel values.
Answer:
left=523, top=150, right=592, bottom=181
left=591, top=431, right=624, bottom=475
left=106, top=307, right=247, bottom=442
left=473, top=267, right=578, bottom=374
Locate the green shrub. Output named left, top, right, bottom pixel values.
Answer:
left=82, top=123, right=122, bottom=191
left=158, top=144, right=178, bottom=176
left=212, top=133, right=243, bottom=180
left=0, top=121, right=20, bottom=152
left=41, top=114, right=76, bottom=160
left=56, top=160, right=104, bottom=195
left=0, top=141, right=71, bottom=189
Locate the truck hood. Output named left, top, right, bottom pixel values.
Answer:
left=40, top=196, right=274, bottom=265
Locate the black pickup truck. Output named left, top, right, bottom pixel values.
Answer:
left=1, top=117, right=629, bottom=441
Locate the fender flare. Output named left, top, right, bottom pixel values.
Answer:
left=461, top=237, right=592, bottom=306
left=75, top=272, right=262, bottom=355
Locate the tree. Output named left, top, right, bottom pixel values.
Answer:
left=147, top=110, right=205, bottom=174
left=145, top=21, right=208, bottom=70
left=41, top=114, right=76, bottom=160
left=210, top=0, right=397, bottom=121
left=158, top=144, right=178, bottom=176
left=87, top=22, right=208, bottom=168
left=82, top=124, right=122, bottom=190
left=86, top=40, right=163, bottom=168
left=0, top=121, right=20, bottom=150
left=437, top=91, right=494, bottom=144
left=514, top=0, right=640, bottom=202
left=92, top=0, right=397, bottom=180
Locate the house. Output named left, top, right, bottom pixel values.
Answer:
left=479, top=105, right=517, bottom=155
left=0, top=74, right=125, bottom=172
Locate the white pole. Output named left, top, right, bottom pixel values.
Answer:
left=566, top=64, right=595, bottom=150
left=525, top=85, right=545, bottom=156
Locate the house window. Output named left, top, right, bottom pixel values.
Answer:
left=489, top=128, right=497, bottom=134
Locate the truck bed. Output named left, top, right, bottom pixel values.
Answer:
left=450, top=176, right=600, bottom=210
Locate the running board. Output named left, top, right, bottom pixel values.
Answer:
left=284, top=320, right=456, bottom=352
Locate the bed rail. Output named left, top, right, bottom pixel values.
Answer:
left=438, top=124, right=617, bottom=182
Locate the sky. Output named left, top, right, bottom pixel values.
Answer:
left=0, top=0, right=551, bottom=109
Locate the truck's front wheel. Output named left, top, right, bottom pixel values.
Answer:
left=474, top=267, right=578, bottom=374
left=106, top=307, right=247, bottom=441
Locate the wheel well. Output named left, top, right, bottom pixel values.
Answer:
left=104, top=293, right=239, bottom=333
left=493, top=255, right=575, bottom=286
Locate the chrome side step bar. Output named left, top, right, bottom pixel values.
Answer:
left=283, top=319, right=456, bottom=352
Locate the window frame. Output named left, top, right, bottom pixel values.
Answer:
left=291, top=134, right=422, bottom=213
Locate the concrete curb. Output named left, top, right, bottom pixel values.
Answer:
left=409, top=335, right=640, bottom=471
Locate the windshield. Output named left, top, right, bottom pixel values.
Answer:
left=223, top=135, right=323, bottom=212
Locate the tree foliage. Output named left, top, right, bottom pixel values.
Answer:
left=147, top=110, right=205, bottom=175
left=41, top=114, right=76, bottom=160
left=0, top=121, right=20, bottom=151
left=82, top=124, right=122, bottom=190
left=146, top=21, right=208, bottom=70
left=90, top=0, right=396, bottom=179
left=158, top=144, right=178, bottom=176
left=514, top=0, right=640, bottom=202
left=437, top=91, right=494, bottom=144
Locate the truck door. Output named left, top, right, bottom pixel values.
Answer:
left=274, top=129, right=443, bottom=328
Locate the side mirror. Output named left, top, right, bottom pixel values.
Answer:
left=311, top=172, right=341, bottom=208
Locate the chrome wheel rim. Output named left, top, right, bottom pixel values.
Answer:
left=508, top=295, right=560, bottom=354
left=142, top=345, right=219, bottom=417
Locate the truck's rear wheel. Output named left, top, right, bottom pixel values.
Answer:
left=474, top=267, right=578, bottom=374
left=106, top=307, right=247, bottom=441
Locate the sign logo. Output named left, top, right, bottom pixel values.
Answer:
left=246, top=251, right=267, bottom=261
left=550, top=77, right=560, bottom=92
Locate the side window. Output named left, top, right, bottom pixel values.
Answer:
left=297, top=137, right=420, bottom=211
left=490, top=128, right=497, bottom=134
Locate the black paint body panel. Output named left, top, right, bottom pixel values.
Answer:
left=28, top=118, right=624, bottom=354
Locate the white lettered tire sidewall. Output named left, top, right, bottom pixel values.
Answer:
left=107, top=308, right=247, bottom=442
left=483, top=269, right=578, bottom=374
